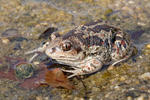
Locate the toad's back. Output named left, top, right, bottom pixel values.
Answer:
left=62, top=21, right=132, bottom=63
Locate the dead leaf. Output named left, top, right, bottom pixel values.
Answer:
left=45, top=68, right=75, bottom=89
left=0, top=69, right=18, bottom=81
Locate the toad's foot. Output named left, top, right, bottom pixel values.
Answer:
left=25, top=42, right=50, bottom=62
left=111, top=46, right=134, bottom=66
left=61, top=58, right=103, bottom=78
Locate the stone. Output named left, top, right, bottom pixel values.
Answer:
left=139, top=72, right=150, bottom=80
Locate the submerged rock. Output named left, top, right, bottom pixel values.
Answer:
left=0, top=28, right=28, bottom=43
left=139, top=72, right=150, bottom=80
left=15, top=62, right=34, bottom=79
left=1, top=29, right=19, bottom=38
left=143, top=43, right=150, bottom=55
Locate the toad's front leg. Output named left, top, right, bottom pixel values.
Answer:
left=62, top=58, right=103, bottom=78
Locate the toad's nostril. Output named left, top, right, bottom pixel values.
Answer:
left=52, top=47, right=56, bottom=52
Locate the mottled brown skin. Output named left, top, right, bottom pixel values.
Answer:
left=26, top=20, right=134, bottom=78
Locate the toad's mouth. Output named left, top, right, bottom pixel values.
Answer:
left=50, top=55, right=84, bottom=62
left=48, top=53, right=86, bottom=66
left=48, top=51, right=86, bottom=62
left=49, top=57, right=81, bottom=66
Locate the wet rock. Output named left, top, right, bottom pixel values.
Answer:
left=36, top=96, right=43, bottom=100
left=91, top=87, right=100, bottom=92
left=1, top=38, right=10, bottom=44
left=139, top=72, right=150, bottom=80
left=0, top=28, right=28, bottom=42
left=74, top=97, right=84, bottom=100
left=143, top=43, right=150, bottom=55
left=33, top=61, right=40, bottom=65
left=125, top=90, right=140, bottom=98
left=0, top=29, right=18, bottom=43
left=114, top=85, right=120, bottom=90
left=127, top=96, right=132, bottom=100
left=15, top=62, right=34, bottom=79
left=136, top=94, right=145, bottom=100
left=13, top=43, right=21, bottom=50
left=38, top=27, right=58, bottom=40
left=9, top=37, right=28, bottom=42
left=145, top=44, right=150, bottom=49
left=128, top=29, right=145, bottom=40
left=1, top=29, right=19, bottom=38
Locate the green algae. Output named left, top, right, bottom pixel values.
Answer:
left=15, top=63, right=34, bottom=79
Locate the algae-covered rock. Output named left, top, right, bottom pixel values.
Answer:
left=143, top=43, right=150, bottom=55
left=15, top=62, right=34, bottom=79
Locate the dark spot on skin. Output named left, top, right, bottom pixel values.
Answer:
left=81, top=26, right=86, bottom=30
left=115, top=36, right=123, bottom=40
left=75, top=32, right=85, bottom=44
left=75, top=46, right=82, bottom=53
left=104, top=39, right=109, bottom=47
left=84, top=36, right=103, bottom=46
left=68, top=39, right=82, bottom=53
left=121, top=41, right=126, bottom=48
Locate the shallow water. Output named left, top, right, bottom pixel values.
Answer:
left=0, top=0, right=150, bottom=100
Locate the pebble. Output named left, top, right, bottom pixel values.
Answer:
left=15, top=62, right=34, bottom=79
left=1, top=38, right=10, bottom=44
left=74, top=97, right=84, bottom=100
left=13, top=43, right=21, bottom=50
left=33, top=61, right=40, bottom=65
left=120, top=76, right=126, bottom=81
left=143, top=44, right=150, bottom=55
left=137, top=22, right=146, bottom=26
left=44, top=97, right=49, bottom=100
left=128, top=1, right=134, bottom=4
left=139, top=72, right=150, bottom=80
left=136, top=95, right=145, bottom=100
left=127, top=96, right=132, bottom=100
left=139, top=56, right=143, bottom=59
left=36, top=96, right=43, bottom=100
left=114, top=85, right=120, bottom=90
left=105, top=93, right=111, bottom=98
left=92, top=87, right=100, bottom=92
left=145, top=44, right=150, bottom=49
left=40, top=22, right=49, bottom=26
left=1, top=29, right=19, bottom=37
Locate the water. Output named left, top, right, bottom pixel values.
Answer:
left=0, top=0, right=150, bottom=99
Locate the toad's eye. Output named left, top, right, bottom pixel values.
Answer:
left=61, top=42, right=72, bottom=51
